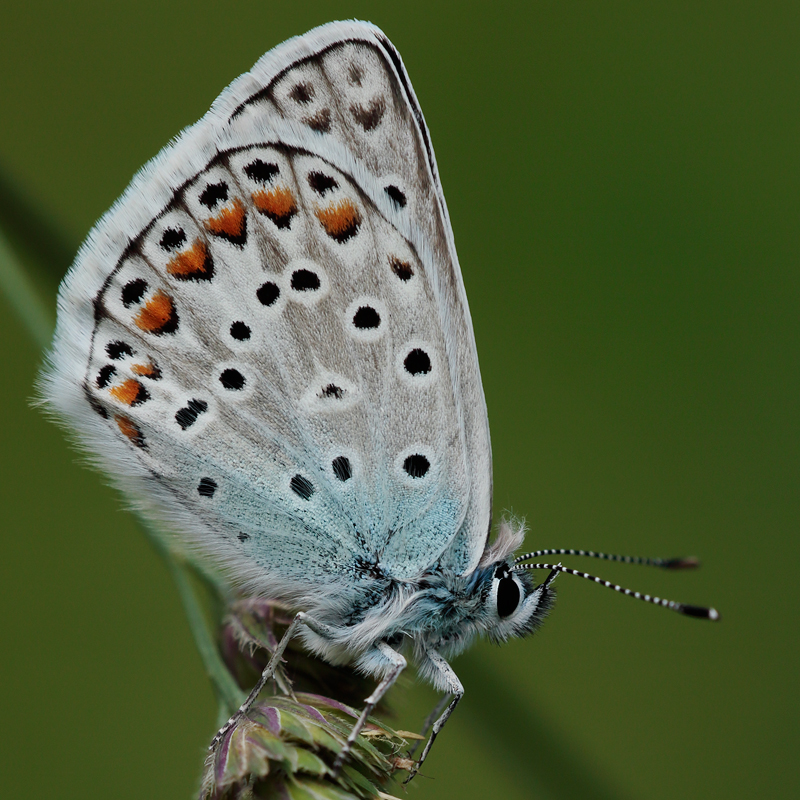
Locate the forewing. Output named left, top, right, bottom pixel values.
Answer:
left=43, top=22, right=491, bottom=601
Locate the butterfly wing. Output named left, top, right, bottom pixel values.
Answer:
left=42, top=21, right=491, bottom=605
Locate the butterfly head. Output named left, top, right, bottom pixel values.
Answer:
left=479, top=560, right=555, bottom=644
left=469, top=519, right=556, bottom=643
left=411, top=553, right=555, bottom=664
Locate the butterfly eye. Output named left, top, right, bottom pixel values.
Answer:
left=496, top=576, right=521, bottom=618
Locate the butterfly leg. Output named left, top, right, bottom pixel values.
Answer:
left=209, top=610, right=330, bottom=750
left=332, top=641, right=407, bottom=774
left=404, top=647, right=463, bottom=783
left=408, top=693, right=451, bottom=757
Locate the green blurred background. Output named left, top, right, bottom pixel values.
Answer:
left=0, top=2, right=797, bottom=798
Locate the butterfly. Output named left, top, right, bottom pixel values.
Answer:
left=40, top=20, right=718, bottom=779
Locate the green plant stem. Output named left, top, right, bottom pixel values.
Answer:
left=165, top=551, right=245, bottom=717
left=135, top=516, right=242, bottom=715
left=0, top=226, right=54, bottom=349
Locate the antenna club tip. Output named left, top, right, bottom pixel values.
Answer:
left=680, top=604, right=721, bottom=621
left=663, top=556, right=700, bottom=569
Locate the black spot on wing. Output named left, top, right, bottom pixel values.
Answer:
left=389, top=256, right=413, bottom=281
left=199, top=182, right=229, bottom=208
left=350, top=97, right=386, bottom=131
left=244, top=159, right=279, bottom=184
left=257, top=282, right=280, bottom=306
left=289, top=82, right=314, bottom=104
left=305, top=109, right=331, bottom=132
left=159, top=227, right=186, bottom=251
left=219, top=369, right=245, bottom=390
left=175, top=398, right=208, bottom=430
left=352, top=306, right=381, bottom=330
left=197, top=477, right=217, bottom=497
left=96, top=365, right=116, bottom=388
left=404, top=348, right=431, bottom=375
left=291, top=269, right=320, bottom=291
left=107, top=341, right=133, bottom=360
left=308, top=171, right=338, bottom=195
left=384, top=185, right=406, bottom=208
left=403, top=454, right=430, bottom=478
left=121, top=279, right=147, bottom=307
left=320, top=383, right=344, bottom=399
left=290, top=474, right=315, bottom=500
left=230, top=321, right=251, bottom=341
left=332, top=456, right=352, bottom=482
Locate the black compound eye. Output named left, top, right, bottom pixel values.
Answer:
left=497, top=576, right=521, bottom=619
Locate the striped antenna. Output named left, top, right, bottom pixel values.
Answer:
left=510, top=562, right=720, bottom=620
left=513, top=549, right=699, bottom=569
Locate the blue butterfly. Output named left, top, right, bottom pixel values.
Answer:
left=41, top=20, right=718, bottom=778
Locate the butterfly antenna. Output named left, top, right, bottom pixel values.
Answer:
left=510, top=562, right=720, bottom=620
left=513, top=549, right=699, bottom=569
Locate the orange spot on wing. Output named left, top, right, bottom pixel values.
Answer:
left=315, top=199, right=361, bottom=241
left=115, top=415, right=145, bottom=447
left=203, top=197, right=246, bottom=238
left=131, top=362, right=161, bottom=380
left=167, top=240, right=212, bottom=279
left=252, top=186, right=297, bottom=221
left=134, top=291, right=178, bottom=334
left=109, top=379, right=148, bottom=406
